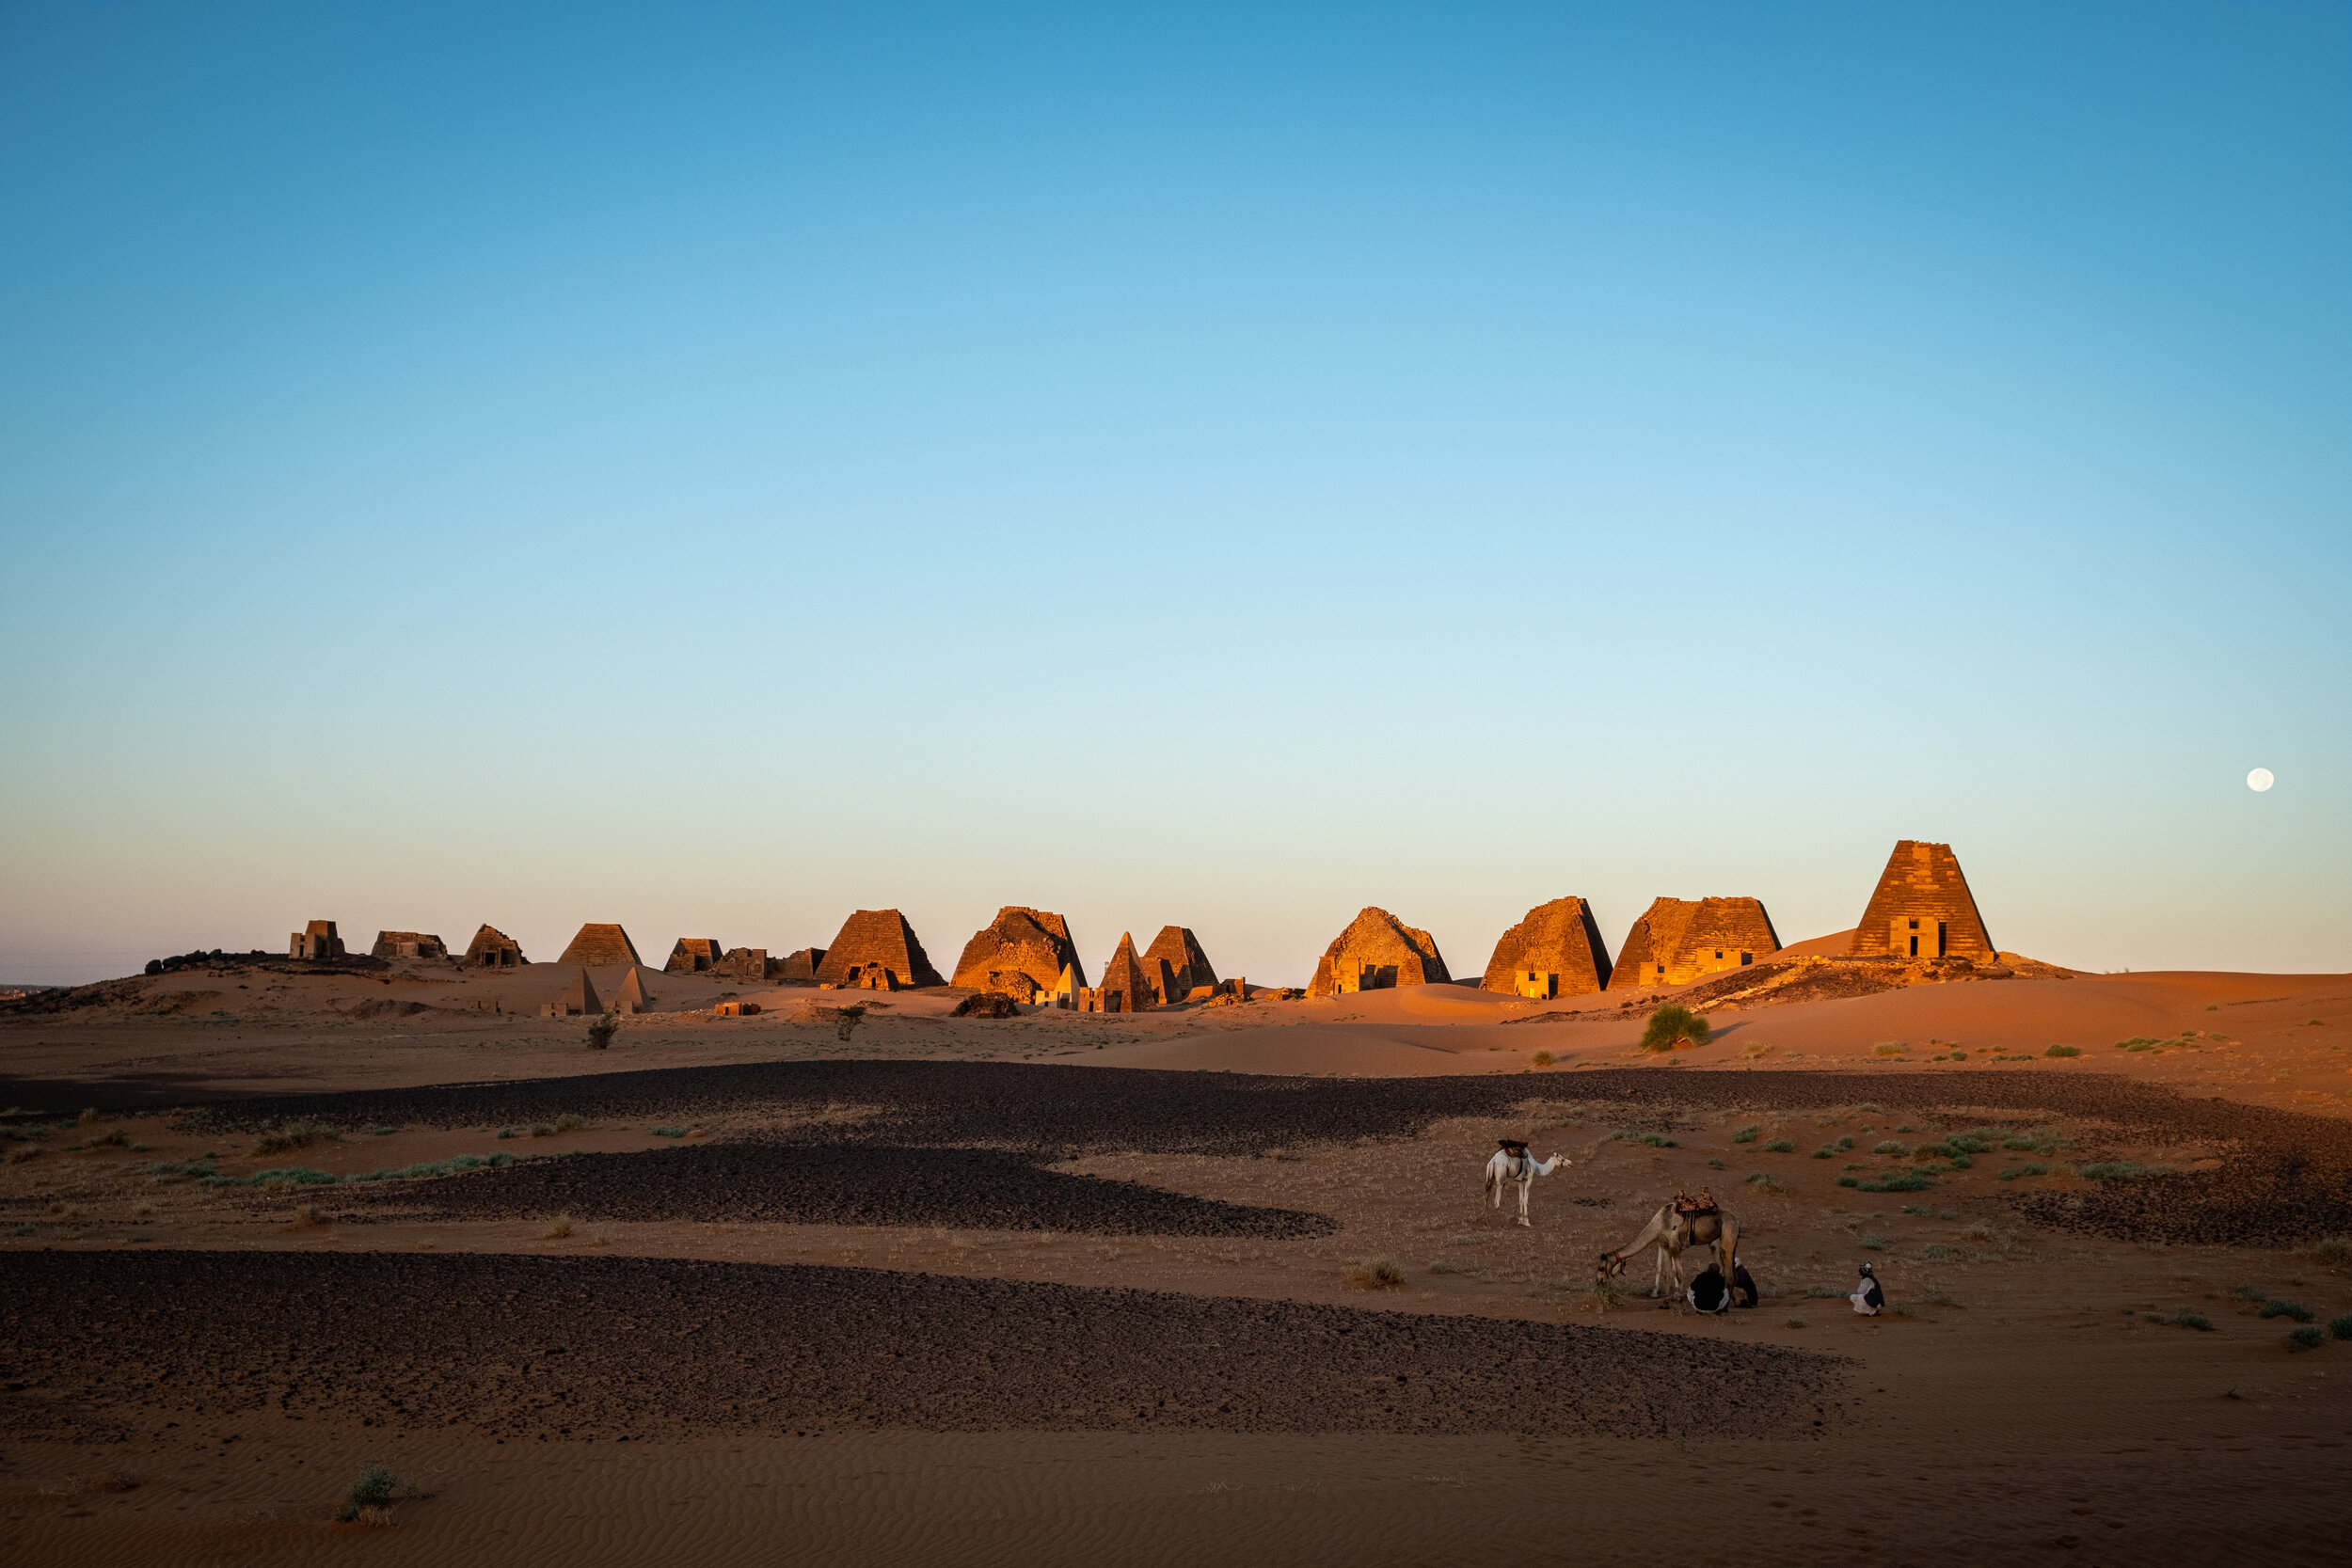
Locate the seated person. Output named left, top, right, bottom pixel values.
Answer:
left=1850, top=1261, right=1884, bottom=1317
left=1731, top=1259, right=1760, bottom=1308
left=1686, top=1261, right=1730, bottom=1314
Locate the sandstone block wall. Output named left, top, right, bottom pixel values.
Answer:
left=952, top=908, right=1087, bottom=1002
left=465, top=925, right=527, bottom=969
left=1479, top=897, right=1611, bottom=998
left=721, top=947, right=772, bottom=983
left=1306, top=908, right=1450, bottom=997
left=1607, top=897, right=1782, bottom=990
left=558, top=924, right=643, bottom=967
left=1140, top=927, right=1218, bottom=1002
left=289, top=920, right=345, bottom=961
left=370, top=931, right=449, bottom=960
left=665, top=939, right=723, bottom=974
left=1849, top=841, right=1994, bottom=960
left=814, top=911, right=945, bottom=990
left=776, top=947, right=826, bottom=982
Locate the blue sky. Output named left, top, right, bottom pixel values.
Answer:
left=2, top=2, right=2345, bottom=985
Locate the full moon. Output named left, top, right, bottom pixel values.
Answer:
left=2248, top=768, right=2274, bottom=792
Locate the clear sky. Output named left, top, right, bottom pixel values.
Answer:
left=2, top=2, right=2346, bottom=987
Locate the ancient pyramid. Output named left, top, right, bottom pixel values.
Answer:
left=952, top=907, right=1087, bottom=1002
left=558, top=924, right=642, bottom=967
left=615, top=967, right=656, bottom=1014
left=1141, top=927, right=1218, bottom=1002
left=465, top=925, right=527, bottom=969
left=1307, top=908, right=1450, bottom=997
left=813, top=910, right=945, bottom=990
left=1096, top=931, right=1156, bottom=1013
left=1480, top=897, right=1612, bottom=999
left=665, top=938, right=723, bottom=974
left=559, top=967, right=603, bottom=1016
left=1849, top=841, right=1994, bottom=960
left=1607, top=897, right=1782, bottom=990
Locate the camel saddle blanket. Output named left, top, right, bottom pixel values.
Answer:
left=1673, top=1189, right=1718, bottom=1215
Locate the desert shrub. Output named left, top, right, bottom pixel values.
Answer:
left=77, top=1107, right=98, bottom=1125
left=1858, top=1233, right=1886, bottom=1251
left=1744, top=1172, right=1781, bottom=1193
left=2306, top=1236, right=2352, bottom=1266
left=1873, top=1141, right=1909, bottom=1156
left=651, top=1125, right=688, bottom=1139
left=1586, top=1275, right=1627, bottom=1311
left=1639, top=1133, right=1678, bottom=1148
left=2329, top=1316, right=2352, bottom=1341
left=1638, top=1005, right=1708, bottom=1053
left=2233, top=1283, right=2269, bottom=1301
left=529, top=1123, right=555, bottom=1138
left=252, top=1119, right=338, bottom=1156
left=1427, top=1257, right=1470, bottom=1275
left=8, top=1223, right=32, bottom=1237
left=555, top=1112, right=584, bottom=1132
left=2045, top=1043, right=2080, bottom=1058
left=1920, top=1243, right=1963, bottom=1260
left=2259, top=1299, right=2316, bottom=1323
left=1872, top=1041, right=1905, bottom=1057
left=1804, top=1285, right=1846, bottom=1299
left=1343, top=1255, right=1406, bottom=1290
left=290, top=1204, right=325, bottom=1228
left=1857, top=1173, right=1933, bottom=1193
left=2080, top=1161, right=2169, bottom=1180
left=543, top=1213, right=575, bottom=1240
left=1763, top=1139, right=1795, bottom=1153
left=1836, top=1176, right=1859, bottom=1188
left=1732, top=1124, right=1759, bottom=1143
left=1785, top=1317, right=1806, bottom=1328
left=497, top=1127, right=517, bottom=1139
left=250, top=1166, right=338, bottom=1187
left=1707, top=1158, right=1726, bottom=1170
left=586, top=1012, right=618, bottom=1051
left=1811, top=1146, right=1836, bottom=1160
left=831, top=1004, right=868, bottom=1042
left=2287, top=1325, right=2326, bottom=1351
left=2169, top=1309, right=2214, bottom=1331
left=348, top=1465, right=404, bottom=1506
left=1922, top=1291, right=1959, bottom=1307
left=1531, top=1051, right=1555, bottom=1067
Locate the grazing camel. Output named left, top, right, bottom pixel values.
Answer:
left=1484, top=1140, right=1568, bottom=1226
left=1597, top=1198, right=1741, bottom=1307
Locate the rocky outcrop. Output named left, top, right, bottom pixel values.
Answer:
left=1307, top=909, right=1450, bottom=997
left=952, top=908, right=1087, bottom=1002
left=1480, top=898, right=1611, bottom=999
left=1849, top=841, right=1994, bottom=960
left=814, top=911, right=945, bottom=990
left=1608, top=897, right=1781, bottom=990
left=559, top=925, right=643, bottom=967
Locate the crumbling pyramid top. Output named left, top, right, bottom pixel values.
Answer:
left=1308, top=908, right=1450, bottom=997
left=814, top=910, right=945, bottom=989
left=952, top=907, right=1088, bottom=995
left=1607, top=897, right=1781, bottom=990
left=1480, top=897, right=1612, bottom=996
left=558, top=923, right=642, bottom=967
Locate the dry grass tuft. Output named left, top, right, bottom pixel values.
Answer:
left=2306, top=1235, right=2352, bottom=1267
left=1344, top=1255, right=1406, bottom=1290
left=555, top=1112, right=585, bottom=1133
left=6, top=1144, right=43, bottom=1165
left=289, top=1204, right=325, bottom=1229
left=252, top=1119, right=337, bottom=1156
left=542, top=1213, right=575, bottom=1240
left=77, top=1107, right=99, bottom=1125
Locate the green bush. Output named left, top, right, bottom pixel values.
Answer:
left=1732, top=1125, right=1759, bottom=1143
left=2080, top=1161, right=2170, bottom=1180
left=2260, top=1299, right=2316, bottom=1323
left=2287, top=1325, right=2326, bottom=1351
left=1764, top=1139, right=1795, bottom=1153
left=1856, top=1173, right=1934, bottom=1193
left=651, top=1125, right=688, bottom=1138
left=1836, top=1176, right=1859, bottom=1188
left=2045, top=1043, right=2080, bottom=1058
left=1873, top=1141, right=1909, bottom=1156
left=1638, top=1005, right=1709, bottom=1053
left=2170, top=1308, right=2214, bottom=1331
left=2329, top=1316, right=2352, bottom=1341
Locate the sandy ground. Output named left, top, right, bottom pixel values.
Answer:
left=4, top=960, right=2351, bottom=1563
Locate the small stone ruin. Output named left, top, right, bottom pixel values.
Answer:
left=370, top=931, right=449, bottom=960
left=288, top=920, right=345, bottom=961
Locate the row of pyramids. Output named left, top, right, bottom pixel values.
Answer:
left=482, top=840, right=1992, bottom=1009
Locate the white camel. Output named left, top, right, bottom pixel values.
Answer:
left=1484, top=1139, right=1568, bottom=1227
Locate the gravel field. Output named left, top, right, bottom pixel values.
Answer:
left=345, top=1143, right=1336, bottom=1237
left=0, top=1250, right=1849, bottom=1442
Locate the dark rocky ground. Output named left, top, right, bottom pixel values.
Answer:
left=0, top=1250, right=1849, bottom=1442
left=345, top=1143, right=1336, bottom=1237
left=9, top=1061, right=2347, bottom=1249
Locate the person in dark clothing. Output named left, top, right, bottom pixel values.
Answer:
left=1686, top=1261, right=1730, bottom=1314
left=1731, top=1259, right=1760, bottom=1308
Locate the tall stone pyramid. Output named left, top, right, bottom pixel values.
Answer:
left=814, top=910, right=945, bottom=990
left=1480, top=897, right=1612, bottom=999
left=1608, top=897, right=1781, bottom=990
left=1096, top=931, right=1156, bottom=1013
left=558, top=923, right=642, bottom=967
left=1849, top=841, right=1994, bottom=960
left=1307, top=908, right=1450, bottom=997
left=1140, top=927, right=1217, bottom=1002
left=952, top=907, right=1087, bottom=1002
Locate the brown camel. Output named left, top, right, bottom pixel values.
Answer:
left=1597, top=1200, right=1741, bottom=1307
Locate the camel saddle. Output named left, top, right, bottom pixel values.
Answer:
left=1498, top=1139, right=1530, bottom=1153
left=1673, top=1188, right=1718, bottom=1216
